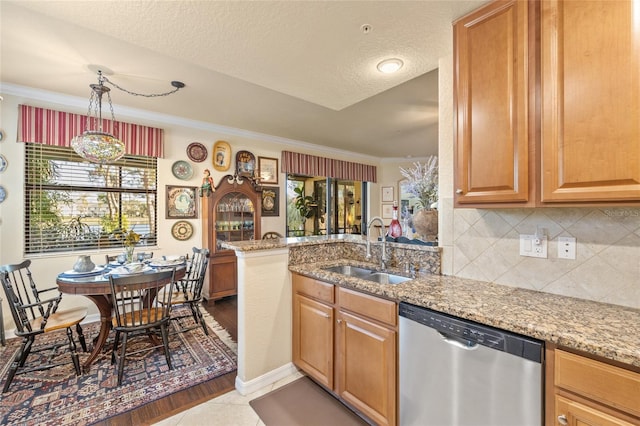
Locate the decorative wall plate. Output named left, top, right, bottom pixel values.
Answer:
left=0, top=186, right=6, bottom=203
left=212, top=140, right=231, bottom=172
left=0, top=154, right=7, bottom=173
left=172, top=160, right=194, bottom=180
left=186, top=142, right=207, bottom=162
left=171, top=220, right=194, bottom=240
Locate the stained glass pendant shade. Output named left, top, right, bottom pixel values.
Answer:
left=71, top=72, right=125, bottom=164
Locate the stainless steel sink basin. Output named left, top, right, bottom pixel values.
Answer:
left=323, top=265, right=375, bottom=277
left=323, top=265, right=411, bottom=284
left=364, top=272, right=412, bottom=285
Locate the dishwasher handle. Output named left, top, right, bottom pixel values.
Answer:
left=438, top=331, right=479, bottom=351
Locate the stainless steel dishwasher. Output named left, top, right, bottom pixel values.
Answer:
left=399, top=302, right=544, bottom=426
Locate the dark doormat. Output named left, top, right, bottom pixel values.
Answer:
left=249, top=375, right=369, bottom=426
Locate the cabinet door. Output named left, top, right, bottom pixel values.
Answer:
left=454, top=0, right=530, bottom=205
left=335, top=310, right=396, bottom=426
left=292, top=293, right=334, bottom=389
left=541, top=0, right=640, bottom=202
left=207, top=252, right=237, bottom=300
left=555, top=395, right=635, bottom=426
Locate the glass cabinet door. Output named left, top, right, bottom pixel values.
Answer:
left=215, top=192, right=255, bottom=249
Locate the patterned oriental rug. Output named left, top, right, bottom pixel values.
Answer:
left=0, top=307, right=237, bottom=426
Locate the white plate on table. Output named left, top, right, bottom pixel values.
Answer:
left=149, top=259, right=184, bottom=267
left=59, top=266, right=106, bottom=278
left=106, top=265, right=153, bottom=276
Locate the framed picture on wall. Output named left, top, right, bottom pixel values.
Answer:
left=381, top=186, right=394, bottom=203
left=261, top=186, right=279, bottom=216
left=382, top=204, right=393, bottom=219
left=258, top=156, right=279, bottom=185
left=166, top=186, right=197, bottom=219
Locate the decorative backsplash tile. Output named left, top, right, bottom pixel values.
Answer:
left=450, top=207, right=640, bottom=309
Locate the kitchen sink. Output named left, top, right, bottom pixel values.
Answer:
left=323, top=265, right=375, bottom=277
left=365, top=272, right=412, bottom=285
left=323, top=265, right=411, bottom=284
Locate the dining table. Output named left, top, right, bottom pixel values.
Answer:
left=56, top=260, right=186, bottom=372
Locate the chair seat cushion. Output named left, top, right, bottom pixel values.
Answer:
left=112, top=308, right=165, bottom=328
left=31, top=306, right=88, bottom=332
left=157, top=289, right=196, bottom=304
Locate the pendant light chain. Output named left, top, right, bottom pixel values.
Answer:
left=102, top=75, right=185, bottom=98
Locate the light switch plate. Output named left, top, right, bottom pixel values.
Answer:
left=558, top=236, right=577, bottom=260
left=520, top=234, right=548, bottom=258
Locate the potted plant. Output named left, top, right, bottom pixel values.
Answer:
left=293, top=186, right=318, bottom=219
left=399, top=156, right=438, bottom=240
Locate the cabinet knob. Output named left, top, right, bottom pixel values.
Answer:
left=557, top=414, right=568, bottom=425
left=455, top=189, right=463, bottom=194
left=336, top=319, right=343, bottom=324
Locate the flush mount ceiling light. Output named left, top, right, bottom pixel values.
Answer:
left=377, top=58, right=404, bottom=74
left=71, top=70, right=185, bottom=164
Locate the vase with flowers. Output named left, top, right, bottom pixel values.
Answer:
left=399, top=156, right=439, bottom=240
left=113, top=229, right=141, bottom=264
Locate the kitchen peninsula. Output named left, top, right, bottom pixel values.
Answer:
left=222, top=235, right=640, bottom=423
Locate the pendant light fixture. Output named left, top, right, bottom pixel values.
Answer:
left=71, top=70, right=185, bottom=164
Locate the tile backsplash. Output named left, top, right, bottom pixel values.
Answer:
left=450, top=207, right=640, bottom=309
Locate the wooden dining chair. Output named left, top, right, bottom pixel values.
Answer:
left=262, top=231, right=283, bottom=240
left=0, top=260, right=88, bottom=393
left=108, top=268, right=175, bottom=386
left=158, top=247, right=210, bottom=335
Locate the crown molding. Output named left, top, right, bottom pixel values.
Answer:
left=1, top=83, right=381, bottom=163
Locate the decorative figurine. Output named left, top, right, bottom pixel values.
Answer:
left=200, top=168, right=215, bottom=197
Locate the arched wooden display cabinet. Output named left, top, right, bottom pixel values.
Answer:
left=202, top=176, right=261, bottom=300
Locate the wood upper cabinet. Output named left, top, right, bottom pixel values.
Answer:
left=454, top=0, right=640, bottom=207
left=202, top=177, right=261, bottom=300
left=454, top=0, right=531, bottom=205
left=540, top=0, right=640, bottom=202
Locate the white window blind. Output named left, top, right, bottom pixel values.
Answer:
left=24, top=143, right=158, bottom=254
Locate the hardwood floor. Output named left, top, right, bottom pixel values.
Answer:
left=95, top=296, right=238, bottom=426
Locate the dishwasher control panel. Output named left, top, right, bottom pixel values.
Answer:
left=399, top=302, right=542, bottom=362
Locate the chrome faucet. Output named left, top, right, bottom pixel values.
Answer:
left=366, top=216, right=388, bottom=270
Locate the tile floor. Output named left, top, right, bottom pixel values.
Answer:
left=152, top=370, right=305, bottom=426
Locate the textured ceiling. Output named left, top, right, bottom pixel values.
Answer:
left=0, top=0, right=487, bottom=158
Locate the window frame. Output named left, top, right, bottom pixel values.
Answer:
left=24, top=143, right=158, bottom=255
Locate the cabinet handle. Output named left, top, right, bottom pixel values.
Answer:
left=336, top=319, right=342, bottom=324
left=321, top=313, right=330, bottom=319
left=557, top=414, right=568, bottom=425
left=455, top=189, right=463, bottom=194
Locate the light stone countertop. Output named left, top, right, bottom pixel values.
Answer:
left=290, top=259, right=640, bottom=369
left=222, top=236, right=640, bottom=369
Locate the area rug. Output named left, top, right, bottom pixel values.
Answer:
left=0, top=306, right=237, bottom=426
left=249, top=376, right=369, bottom=426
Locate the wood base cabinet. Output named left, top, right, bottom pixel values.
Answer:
left=292, top=273, right=398, bottom=426
left=547, top=347, right=640, bottom=425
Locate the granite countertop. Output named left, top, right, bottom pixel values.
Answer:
left=289, top=259, right=640, bottom=369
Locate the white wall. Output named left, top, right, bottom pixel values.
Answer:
left=0, top=87, right=381, bottom=330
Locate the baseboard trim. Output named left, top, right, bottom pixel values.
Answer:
left=235, top=362, right=298, bottom=396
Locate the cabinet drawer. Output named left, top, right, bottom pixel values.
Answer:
left=293, top=273, right=334, bottom=303
left=555, top=350, right=640, bottom=417
left=338, top=287, right=396, bottom=327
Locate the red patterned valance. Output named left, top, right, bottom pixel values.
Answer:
left=17, top=104, right=164, bottom=158
left=281, top=151, right=377, bottom=183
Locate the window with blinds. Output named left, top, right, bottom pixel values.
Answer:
left=24, top=143, right=158, bottom=254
